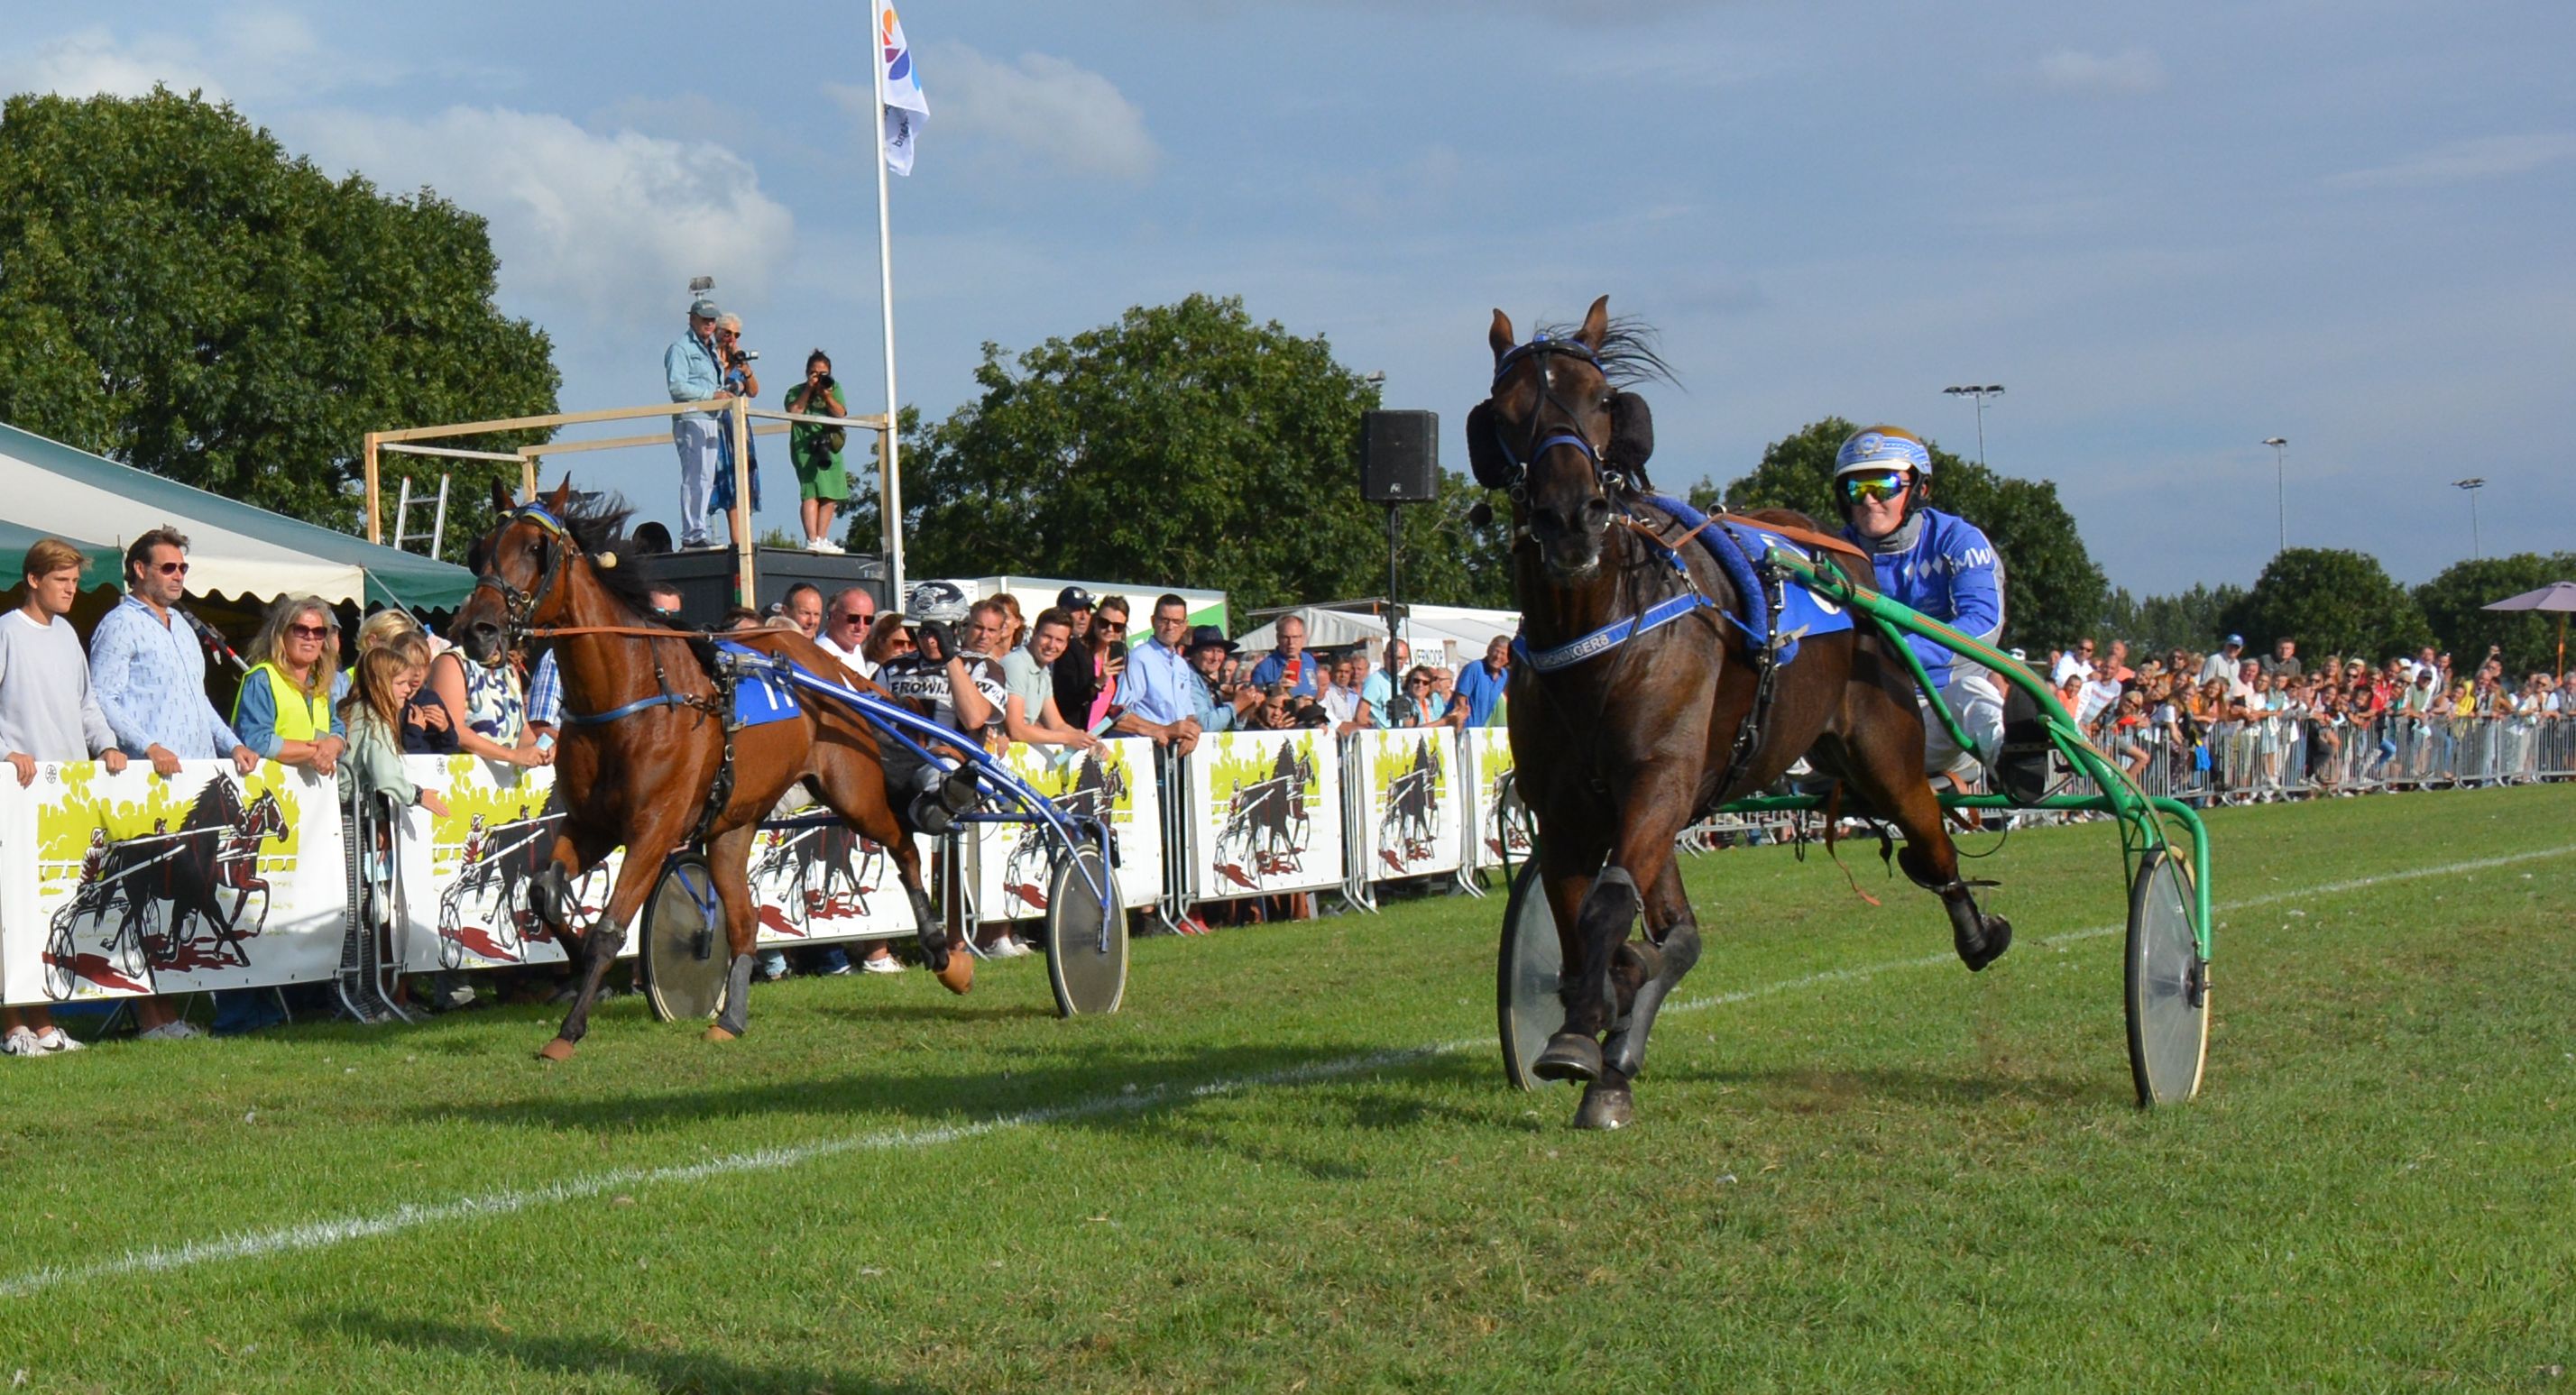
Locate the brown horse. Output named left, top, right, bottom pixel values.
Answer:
left=1467, top=298, right=2011, bottom=1129
left=451, top=481, right=967, bottom=1060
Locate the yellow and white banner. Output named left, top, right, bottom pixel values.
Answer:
left=1184, top=729, right=1343, bottom=900
left=1347, top=730, right=1465, bottom=881
left=0, top=760, right=345, bottom=1005
left=969, top=738, right=1161, bottom=922
left=743, top=819, right=921, bottom=946
left=391, top=756, right=630, bottom=972
left=1460, top=728, right=1529, bottom=874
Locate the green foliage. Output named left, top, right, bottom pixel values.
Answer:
left=1719, top=417, right=2108, bottom=652
left=0, top=89, right=560, bottom=559
left=2100, top=582, right=2250, bottom=656
left=870, top=296, right=1509, bottom=615
left=2411, top=553, right=2576, bottom=675
left=2221, top=547, right=2433, bottom=663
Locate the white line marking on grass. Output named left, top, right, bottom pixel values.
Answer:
left=5, top=844, right=2566, bottom=1300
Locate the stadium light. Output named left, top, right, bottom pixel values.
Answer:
left=1942, top=384, right=2005, bottom=468
left=2453, top=477, right=2487, bottom=560
left=2261, top=437, right=2289, bottom=553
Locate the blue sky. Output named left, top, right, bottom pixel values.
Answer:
left=9, top=2, right=2571, bottom=595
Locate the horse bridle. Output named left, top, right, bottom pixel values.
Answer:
left=470, top=503, right=573, bottom=642
left=1487, top=335, right=1624, bottom=502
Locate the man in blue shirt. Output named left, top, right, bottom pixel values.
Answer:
left=1247, top=614, right=1319, bottom=698
left=88, top=528, right=260, bottom=778
left=1113, top=593, right=1203, bottom=756
left=664, top=297, right=731, bottom=549
left=1361, top=638, right=1411, bottom=727
left=1832, top=426, right=2006, bottom=779
left=1451, top=635, right=1511, bottom=728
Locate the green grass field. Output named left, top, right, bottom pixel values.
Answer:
left=1, top=784, right=2571, bottom=1393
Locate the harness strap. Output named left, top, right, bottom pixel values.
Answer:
left=560, top=693, right=703, bottom=727
left=1512, top=591, right=1721, bottom=675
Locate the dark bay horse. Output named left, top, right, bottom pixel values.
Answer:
left=1469, top=297, right=2011, bottom=1129
left=453, top=481, right=962, bottom=1060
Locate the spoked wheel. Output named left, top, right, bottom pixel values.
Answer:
left=437, top=893, right=465, bottom=969
left=2125, top=847, right=2210, bottom=1106
left=1496, top=857, right=1569, bottom=1091
left=42, top=906, right=78, bottom=1002
left=1043, top=844, right=1126, bottom=1017
left=641, top=854, right=728, bottom=1023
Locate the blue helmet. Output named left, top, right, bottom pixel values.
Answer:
left=1834, top=426, right=1933, bottom=480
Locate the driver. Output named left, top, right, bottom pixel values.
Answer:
left=1832, top=426, right=2006, bottom=782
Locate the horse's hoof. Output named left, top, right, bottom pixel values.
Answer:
left=537, top=1038, right=576, bottom=1062
left=1958, top=913, right=2013, bottom=972
left=935, top=955, right=975, bottom=996
left=1532, top=1032, right=1602, bottom=1084
left=703, top=1025, right=738, bottom=1043
left=1573, top=1082, right=1633, bottom=1131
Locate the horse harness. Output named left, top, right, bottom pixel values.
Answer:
left=474, top=503, right=754, bottom=848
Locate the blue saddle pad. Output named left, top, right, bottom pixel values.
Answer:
left=713, top=640, right=804, bottom=728
left=1712, top=519, right=1855, bottom=664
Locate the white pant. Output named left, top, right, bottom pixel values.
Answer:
left=1925, top=669, right=2006, bottom=780
left=673, top=415, right=721, bottom=546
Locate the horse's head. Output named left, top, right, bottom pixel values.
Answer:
left=1466, top=296, right=1661, bottom=581
left=246, top=791, right=285, bottom=838
left=455, top=478, right=584, bottom=666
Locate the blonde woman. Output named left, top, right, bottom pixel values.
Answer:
left=232, top=594, right=346, bottom=776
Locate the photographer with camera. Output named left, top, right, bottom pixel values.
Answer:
left=707, top=313, right=763, bottom=551
left=787, top=350, right=852, bottom=552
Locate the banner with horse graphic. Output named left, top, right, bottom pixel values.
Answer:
left=1459, top=728, right=1529, bottom=875
left=393, top=757, right=630, bottom=972
left=744, top=816, right=920, bottom=947
left=1348, top=730, right=1465, bottom=881
left=0, top=760, right=345, bottom=1006
left=1184, top=730, right=1343, bottom=901
left=969, top=739, right=1161, bottom=922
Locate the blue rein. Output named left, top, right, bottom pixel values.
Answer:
left=1510, top=492, right=1777, bottom=675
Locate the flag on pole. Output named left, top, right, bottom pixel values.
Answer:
left=879, top=5, right=928, bottom=176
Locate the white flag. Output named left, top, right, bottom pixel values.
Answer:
left=879, top=5, right=928, bottom=176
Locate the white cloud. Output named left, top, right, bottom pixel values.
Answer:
left=2035, top=47, right=2167, bottom=96
left=292, top=107, right=796, bottom=321
left=2324, top=133, right=2576, bottom=189
left=833, top=44, right=1159, bottom=184
left=1, top=26, right=229, bottom=101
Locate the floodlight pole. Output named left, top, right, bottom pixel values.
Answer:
left=2452, top=477, right=2486, bottom=560
left=1942, top=384, right=2004, bottom=468
left=871, top=0, right=907, bottom=607
left=2262, top=437, right=2289, bottom=553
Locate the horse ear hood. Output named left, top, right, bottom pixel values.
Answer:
left=1465, top=400, right=1512, bottom=490
left=1608, top=391, right=1655, bottom=482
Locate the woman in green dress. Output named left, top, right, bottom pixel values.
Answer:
left=787, top=349, right=851, bottom=552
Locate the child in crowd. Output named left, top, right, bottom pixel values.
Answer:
left=339, top=645, right=451, bottom=820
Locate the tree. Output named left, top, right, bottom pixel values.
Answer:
left=2412, top=553, right=2576, bottom=675
left=0, top=89, right=559, bottom=556
left=874, top=294, right=1509, bottom=616
left=2100, top=582, right=2249, bottom=656
left=1718, top=417, right=2108, bottom=652
left=2221, top=548, right=2432, bottom=663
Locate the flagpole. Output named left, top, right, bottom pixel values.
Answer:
left=871, top=0, right=907, bottom=609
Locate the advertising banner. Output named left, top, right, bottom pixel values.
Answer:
left=744, top=817, right=920, bottom=946
left=970, top=738, right=1162, bottom=922
left=394, top=756, right=625, bottom=972
left=1348, top=730, right=1465, bottom=882
left=1461, top=728, right=1529, bottom=873
left=1184, top=729, right=1343, bottom=900
left=1, top=760, right=345, bottom=1005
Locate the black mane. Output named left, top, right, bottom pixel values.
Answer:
left=1536, top=314, right=1678, bottom=390
left=553, top=491, right=684, bottom=628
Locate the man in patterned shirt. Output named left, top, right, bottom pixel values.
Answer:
left=87, top=528, right=259, bottom=778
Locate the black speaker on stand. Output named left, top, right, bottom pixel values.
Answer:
left=1360, top=409, right=1440, bottom=706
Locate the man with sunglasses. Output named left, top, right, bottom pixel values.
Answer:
left=88, top=527, right=260, bottom=778
left=664, top=296, right=732, bottom=550
left=1833, top=426, right=2006, bottom=781
left=815, top=586, right=877, bottom=680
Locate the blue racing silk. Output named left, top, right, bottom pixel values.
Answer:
left=1840, top=507, right=2004, bottom=688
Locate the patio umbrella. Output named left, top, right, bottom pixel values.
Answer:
left=2481, top=580, right=2576, bottom=675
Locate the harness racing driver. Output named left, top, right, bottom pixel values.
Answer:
left=1832, top=425, right=2009, bottom=785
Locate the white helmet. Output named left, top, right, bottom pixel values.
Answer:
left=906, top=580, right=970, bottom=625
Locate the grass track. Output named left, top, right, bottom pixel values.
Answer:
left=1, top=785, right=2571, bottom=1392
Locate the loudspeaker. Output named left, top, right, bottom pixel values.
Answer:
left=1359, top=409, right=1440, bottom=503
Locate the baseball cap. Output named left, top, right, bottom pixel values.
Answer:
left=2223, top=634, right=2244, bottom=647
left=1056, top=585, right=1097, bottom=610
left=689, top=297, right=721, bottom=320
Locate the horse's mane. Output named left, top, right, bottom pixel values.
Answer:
left=187, top=776, right=243, bottom=827
left=1534, top=315, right=1678, bottom=390
left=553, top=491, right=687, bottom=629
